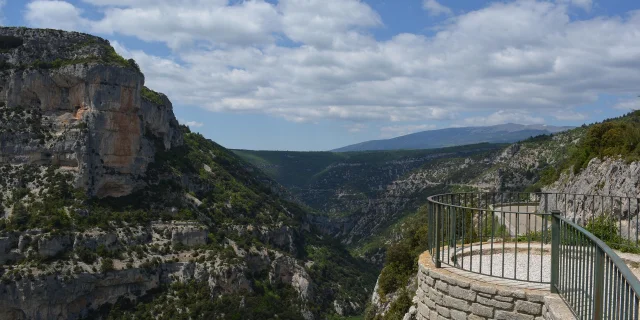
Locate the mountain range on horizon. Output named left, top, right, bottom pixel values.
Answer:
left=332, top=123, right=575, bottom=152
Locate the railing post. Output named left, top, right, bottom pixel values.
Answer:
left=544, top=193, right=548, bottom=213
left=593, top=247, right=604, bottom=320
left=434, top=203, right=441, bottom=268
left=551, top=210, right=560, bottom=293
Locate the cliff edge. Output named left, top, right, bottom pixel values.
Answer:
left=0, top=27, right=182, bottom=198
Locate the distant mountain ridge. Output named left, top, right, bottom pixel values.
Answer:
left=332, top=123, right=574, bottom=152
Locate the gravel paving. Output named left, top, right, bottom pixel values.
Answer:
left=458, top=252, right=551, bottom=282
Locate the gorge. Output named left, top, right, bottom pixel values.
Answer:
left=2, top=26, right=640, bottom=320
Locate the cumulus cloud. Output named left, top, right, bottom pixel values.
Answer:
left=25, top=1, right=88, bottom=31
left=23, top=0, right=640, bottom=126
left=380, top=124, right=437, bottom=138
left=423, top=0, right=452, bottom=17
left=92, top=1, right=280, bottom=49
left=279, top=0, right=381, bottom=48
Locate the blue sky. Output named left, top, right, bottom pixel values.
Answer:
left=2, top=0, right=640, bottom=150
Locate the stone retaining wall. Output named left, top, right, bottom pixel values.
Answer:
left=415, top=251, right=575, bottom=320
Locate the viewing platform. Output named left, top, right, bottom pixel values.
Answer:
left=420, top=192, right=640, bottom=320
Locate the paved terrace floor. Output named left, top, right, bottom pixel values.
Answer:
left=435, top=241, right=640, bottom=291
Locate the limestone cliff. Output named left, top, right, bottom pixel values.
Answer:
left=542, top=158, right=640, bottom=229
left=0, top=27, right=182, bottom=199
left=0, top=28, right=377, bottom=320
left=546, top=158, right=640, bottom=199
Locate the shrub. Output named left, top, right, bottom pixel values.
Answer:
left=585, top=214, right=640, bottom=253
left=384, top=289, right=413, bottom=320
left=141, top=86, right=164, bottom=105
left=76, top=246, right=97, bottom=264
left=0, top=36, right=23, bottom=50
left=0, top=60, right=12, bottom=70
left=100, top=258, right=114, bottom=273
left=376, top=207, right=429, bottom=296
left=566, top=111, right=640, bottom=173
left=127, top=58, right=141, bottom=72
left=586, top=214, right=619, bottom=244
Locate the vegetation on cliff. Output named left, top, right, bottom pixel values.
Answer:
left=141, top=86, right=165, bottom=105
left=567, top=110, right=640, bottom=172
left=525, top=110, right=640, bottom=190
left=0, top=26, right=378, bottom=318
left=0, top=127, right=377, bottom=319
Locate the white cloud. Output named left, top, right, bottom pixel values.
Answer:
left=380, top=124, right=437, bottom=138
left=25, top=1, right=88, bottom=31
left=92, top=1, right=281, bottom=49
left=423, top=0, right=452, bottom=17
left=614, top=99, right=640, bottom=110
left=23, top=0, right=640, bottom=126
left=179, top=119, right=204, bottom=128
left=279, top=0, right=381, bottom=48
left=461, top=110, right=545, bottom=126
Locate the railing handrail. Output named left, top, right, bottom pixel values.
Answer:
left=427, top=191, right=640, bottom=319
left=426, top=195, right=543, bottom=215
left=553, top=213, right=640, bottom=296
left=429, top=191, right=640, bottom=198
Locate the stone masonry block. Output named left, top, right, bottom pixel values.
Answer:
left=449, top=285, right=477, bottom=301
left=443, top=295, right=471, bottom=312
left=471, top=283, right=497, bottom=295
left=471, top=303, right=494, bottom=318
left=515, top=300, right=542, bottom=315
left=494, top=295, right=514, bottom=302
left=435, top=280, right=448, bottom=292
left=436, top=305, right=450, bottom=318
left=450, top=309, right=468, bottom=320
left=495, top=310, right=534, bottom=320
left=476, top=295, right=513, bottom=310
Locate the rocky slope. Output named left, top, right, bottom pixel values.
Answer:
left=236, top=126, right=588, bottom=319
left=238, top=127, right=585, bottom=256
left=236, top=144, right=507, bottom=249
left=0, top=27, right=182, bottom=199
left=0, top=27, right=376, bottom=320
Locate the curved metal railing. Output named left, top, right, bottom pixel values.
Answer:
left=427, top=192, right=640, bottom=319
left=427, top=192, right=553, bottom=283
left=553, top=215, right=640, bottom=319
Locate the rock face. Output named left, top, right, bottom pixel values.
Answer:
left=0, top=27, right=182, bottom=198
left=0, top=27, right=376, bottom=320
left=543, top=158, right=640, bottom=229
left=0, top=221, right=317, bottom=319
left=547, top=158, right=640, bottom=200
left=168, top=222, right=209, bottom=247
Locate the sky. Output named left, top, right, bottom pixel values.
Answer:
left=2, top=0, right=640, bottom=150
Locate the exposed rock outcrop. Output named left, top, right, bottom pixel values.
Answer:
left=547, top=158, right=640, bottom=200
left=0, top=27, right=376, bottom=319
left=543, top=158, right=640, bottom=229
left=0, top=221, right=316, bottom=319
left=0, top=27, right=182, bottom=198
